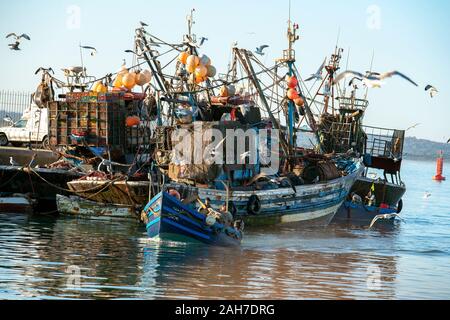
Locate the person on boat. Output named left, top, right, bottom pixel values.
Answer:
left=365, top=191, right=376, bottom=207
left=219, top=204, right=234, bottom=227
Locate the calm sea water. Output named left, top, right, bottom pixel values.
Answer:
left=0, top=159, right=449, bottom=300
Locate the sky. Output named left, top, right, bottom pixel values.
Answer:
left=0, top=0, right=449, bottom=142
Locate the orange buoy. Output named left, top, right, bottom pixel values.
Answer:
left=122, top=72, right=136, bottom=90
left=186, top=55, right=200, bottom=73
left=433, top=151, right=446, bottom=181
left=126, top=116, right=140, bottom=127
left=135, top=71, right=151, bottom=86
left=287, top=88, right=299, bottom=100
left=178, top=51, right=189, bottom=65
left=286, top=75, right=298, bottom=89
left=294, top=97, right=305, bottom=107
left=195, top=65, right=208, bottom=79
left=112, top=75, right=122, bottom=88
left=220, top=85, right=229, bottom=97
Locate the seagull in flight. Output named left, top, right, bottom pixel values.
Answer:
left=80, top=45, right=97, bottom=56
left=6, top=33, right=31, bottom=51
left=305, top=58, right=327, bottom=82
left=139, top=21, right=148, bottom=27
left=406, top=123, right=420, bottom=131
left=334, top=70, right=418, bottom=88
left=255, top=45, right=269, bottom=56
left=369, top=213, right=404, bottom=229
left=423, top=191, right=432, bottom=199
left=199, top=37, right=208, bottom=46
left=447, top=138, right=450, bottom=144
left=425, top=85, right=438, bottom=98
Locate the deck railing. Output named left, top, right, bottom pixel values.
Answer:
left=363, top=125, right=405, bottom=159
left=0, top=90, right=32, bottom=126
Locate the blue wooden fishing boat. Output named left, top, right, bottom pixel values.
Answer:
left=142, top=192, right=243, bottom=246
left=333, top=200, right=400, bottom=227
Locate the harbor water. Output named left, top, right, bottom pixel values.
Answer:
left=0, top=159, right=449, bottom=299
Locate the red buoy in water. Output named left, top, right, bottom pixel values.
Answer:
left=433, top=151, right=446, bottom=181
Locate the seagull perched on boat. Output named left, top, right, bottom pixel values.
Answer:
left=334, top=70, right=418, bottom=88
left=305, top=58, right=327, bottom=82
left=9, top=157, right=19, bottom=167
left=80, top=45, right=97, bottom=56
left=255, top=45, right=269, bottom=56
left=6, top=33, right=31, bottom=51
left=369, top=213, right=404, bottom=229
left=199, top=37, right=208, bottom=46
left=97, top=159, right=113, bottom=174
left=425, top=85, right=438, bottom=98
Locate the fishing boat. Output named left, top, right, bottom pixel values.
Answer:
left=165, top=156, right=362, bottom=227
left=0, top=193, right=36, bottom=214
left=56, top=194, right=140, bottom=221
left=142, top=191, right=243, bottom=246
left=332, top=126, right=406, bottom=227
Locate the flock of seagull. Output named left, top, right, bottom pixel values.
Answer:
left=4, top=30, right=440, bottom=99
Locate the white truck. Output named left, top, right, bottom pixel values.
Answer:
left=0, top=105, right=49, bottom=149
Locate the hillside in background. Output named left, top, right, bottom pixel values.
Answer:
left=404, top=137, right=450, bottom=161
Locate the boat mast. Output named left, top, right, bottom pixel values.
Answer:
left=234, top=48, right=290, bottom=156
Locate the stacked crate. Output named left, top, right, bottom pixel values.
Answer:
left=48, top=92, right=149, bottom=154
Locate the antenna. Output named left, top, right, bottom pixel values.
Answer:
left=79, top=42, right=84, bottom=71
left=289, top=0, right=291, bottom=22
left=364, top=49, right=375, bottom=99
left=343, top=47, right=351, bottom=95
left=335, top=27, right=341, bottom=50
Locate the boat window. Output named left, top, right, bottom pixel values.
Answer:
left=13, top=120, right=28, bottom=128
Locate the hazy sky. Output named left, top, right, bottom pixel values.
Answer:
left=0, top=0, right=448, bottom=141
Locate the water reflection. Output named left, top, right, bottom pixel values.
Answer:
left=140, top=234, right=399, bottom=300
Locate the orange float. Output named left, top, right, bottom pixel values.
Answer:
left=287, top=88, right=299, bottom=100
left=126, top=116, right=140, bottom=127
left=195, top=65, right=208, bottom=79
left=294, top=96, right=305, bottom=107
left=122, top=72, right=136, bottom=90
left=286, top=75, right=298, bottom=89
left=186, top=55, right=200, bottom=71
left=178, top=51, right=189, bottom=65
left=220, top=85, right=229, bottom=97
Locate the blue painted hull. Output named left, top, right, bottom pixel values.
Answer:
left=332, top=201, right=398, bottom=227
left=143, top=192, right=242, bottom=247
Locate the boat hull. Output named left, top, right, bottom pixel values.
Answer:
left=0, top=195, right=34, bottom=214
left=350, top=177, right=406, bottom=207
left=67, top=180, right=153, bottom=207
left=168, top=161, right=364, bottom=227
left=144, top=192, right=242, bottom=247
left=332, top=176, right=405, bottom=226
left=333, top=201, right=398, bottom=227
left=56, top=194, right=139, bottom=221
left=0, top=165, right=82, bottom=212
